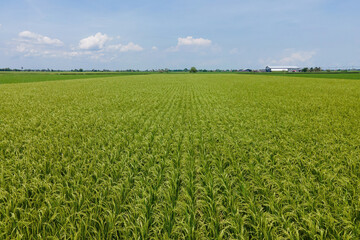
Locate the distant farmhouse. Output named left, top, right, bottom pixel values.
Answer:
left=266, top=66, right=300, bottom=72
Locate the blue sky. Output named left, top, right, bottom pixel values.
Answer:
left=0, top=0, right=359, bottom=70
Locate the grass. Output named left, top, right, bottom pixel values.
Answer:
left=0, top=72, right=148, bottom=84
left=250, top=72, right=360, bottom=80
left=1, top=73, right=360, bottom=239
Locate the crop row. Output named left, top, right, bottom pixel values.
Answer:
left=1, top=74, right=360, bottom=239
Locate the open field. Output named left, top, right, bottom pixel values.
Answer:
left=2, top=71, right=360, bottom=85
left=1, top=73, right=360, bottom=239
left=0, top=72, right=148, bottom=84
left=251, top=72, right=360, bottom=80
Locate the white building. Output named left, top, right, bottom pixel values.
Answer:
left=265, top=66, right=300, bottom=72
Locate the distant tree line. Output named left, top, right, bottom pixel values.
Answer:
left=301, top=67, right=322, bottom=72
left=0, top=68, right=21, bottom=71
left=0, top=68, right=61, bottom=72
left=1, top=67, right=358, bottom=73
left=0, top=67, right=253, bottom=73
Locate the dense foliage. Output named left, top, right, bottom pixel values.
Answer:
left=190, top=67, right=198, bottom=73
left=1, top=74, right=360, bottom=239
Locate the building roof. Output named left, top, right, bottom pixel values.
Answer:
left=267, top=66, right=300, bottom=69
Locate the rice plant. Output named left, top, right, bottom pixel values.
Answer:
left=0, top=73, right=360, bottom=239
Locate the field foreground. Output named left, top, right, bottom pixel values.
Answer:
left=1, top=74, right=360, bottom=239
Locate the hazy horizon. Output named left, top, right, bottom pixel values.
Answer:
left=1, top=0, right=359, bottom=70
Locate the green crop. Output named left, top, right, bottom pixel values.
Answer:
left=247, top=72, right=360, bottom=80
left=1, top=74, right=360, bottom=239
left=0, top=72, right=148, bottom=84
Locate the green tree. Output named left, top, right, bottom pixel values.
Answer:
left=189, top=67, right=197, bottom=73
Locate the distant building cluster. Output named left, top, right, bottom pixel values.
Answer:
left=265, top=66, right=300, bottom=72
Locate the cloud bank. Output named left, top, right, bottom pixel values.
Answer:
left=261, top=50, right=316, bottom=66
left=79, top=32, right=110, bottom=50
left=277, top=51, right=316, bottom=65
left=18, top=31, right=63, bottom=46
left=107, top=42, right=143, bottom=52
left=177, top=36, right=212, bottom=47
left=168, top=36, right=212, bottom=52
left=12, top=31, right=144, bottom=60
left=77, top=32, right=144, bottom=53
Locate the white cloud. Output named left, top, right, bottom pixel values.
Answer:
left=168, top=36, right=212, bottom=52
left=79, top=32, right=110, bottom=50
left=177, top=36, right=212, bottom=47
left=63, top=51, right=83, bottom=57
left=229, top=48, right=239, bottom=54
left=277, top=51, right=316, bottom=64
left=152, top=46, right=158, bottom=51
left=107, top=42, right=143, bottom=52
left=62, top=50, right=106, bottom=60
left=13, top=31, right=64, bottom=57
left=261, top=50, right=316, bottom=65
left=18, top=31, right=63, bottom=46
left=12, top=31, right=143, bottom=60
left=15, top=43, right=55, bottom=57
left=16, top=43, right=27, bottom=53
